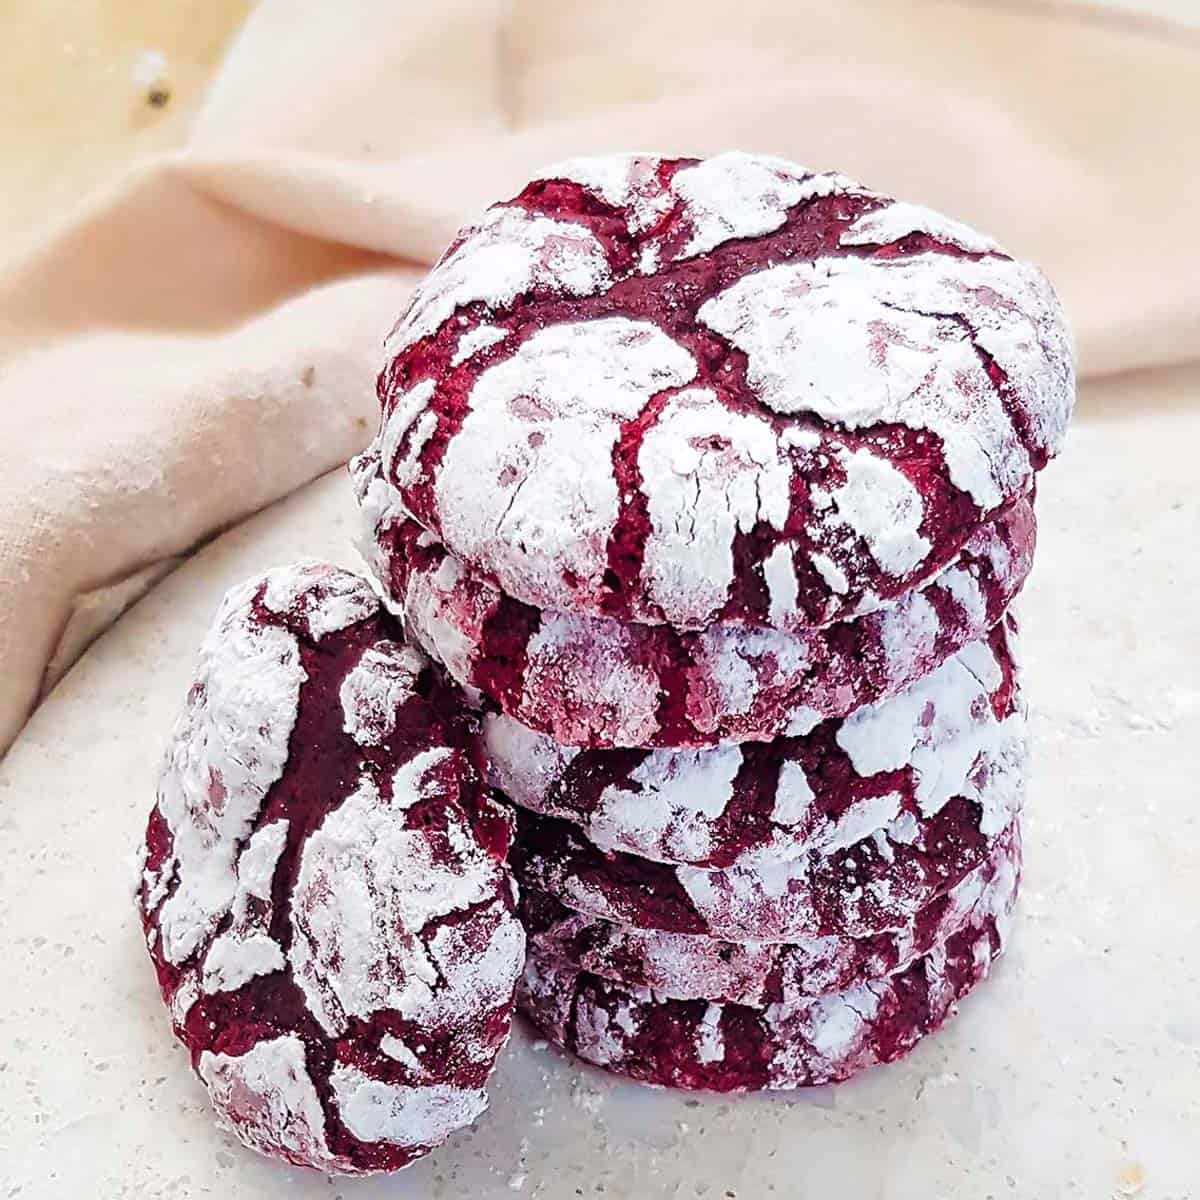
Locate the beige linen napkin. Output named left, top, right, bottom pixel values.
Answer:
left=1, top=0, right=1197, bottom=755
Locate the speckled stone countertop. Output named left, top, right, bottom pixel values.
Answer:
left=2, top=369, right=1198, bottom=1199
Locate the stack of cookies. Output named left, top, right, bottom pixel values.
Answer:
left=354, top=152, right=1074, bottom=1092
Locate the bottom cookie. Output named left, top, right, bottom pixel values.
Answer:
left=518, top=897, right=1014, bottom=1093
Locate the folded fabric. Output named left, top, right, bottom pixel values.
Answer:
left=1, top=0, right=1197, bottom=755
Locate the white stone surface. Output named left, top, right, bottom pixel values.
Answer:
left=1, top=368, right=1198, bottom=1198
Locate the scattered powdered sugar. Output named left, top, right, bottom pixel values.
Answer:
left=781, top=981, right=881, bottom=1064
left=391, top=746, right=455, bottom=810
left=394, top=412, right=438, bottom=491
left=199, top=1036, right=336, bottom=1169
left=573, top=993, right=638, bottom=1067
left=329, top=1065, right=488, bottom=1146
left=379, top=379, right=437, bottom=494
left=388, top=207, right=611, bottom=354
left=875, top=591, right=942, bottom=685
left=817, top=793, right=905, bottom=855
left=695, top=624, right=812, bottom=721
left=537, top=152, right=856, bottom=260
left=201, top=932, right=285, bottom=996
left=522, top=610, right=665, bottom=747
left=810, top=551, right=850, bottom=596
left=938, top=563, right=988, bottom=626
left=436, top=318, right=697, bottom=610
left=340, top=641, right=427, bottom=746
left=399, top=553, right=492, bottom=705
left=425, top=911, right=527, bottom=1025
left=840, top=201, right=1000, bottom=254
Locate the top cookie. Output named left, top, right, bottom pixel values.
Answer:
left=364, top=151, right=1074, bottom=631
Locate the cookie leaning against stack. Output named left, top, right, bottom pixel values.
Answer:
left=354, top=151, right=1075, bottom=1091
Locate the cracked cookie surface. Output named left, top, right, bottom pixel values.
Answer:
left=518, top=863, right=1016, bottom=1091
left=134, top=563, right=524, bottom=1175
left=362, top=484, right=1034, bottom=748
left=508, top=706, right=1025, bottom=944
left=357, top=152, right=1072, bottom=633
left=485, top=619, right=1023, bottom=869
left=520, top=820, right=1019, bottom=1006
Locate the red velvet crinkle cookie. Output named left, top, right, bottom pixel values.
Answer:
left=486, top=620, right=1021, bottom=870
left=509, top=714, right=1025, bottom=943
left=359, top=471, right=1034, bottom=748
left=357, top=151, right=1072, bottom=633
left=133, top=563, right=525, bottom=1176
left=520, top=819, right=1020, bottom=1006
left=518, top=886, right=1015, bottom=1092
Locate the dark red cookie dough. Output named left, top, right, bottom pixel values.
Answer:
left=360, top=480, right=1034, bottom=748
left=520, top=819, right=1020, bottom=1006
left=518, top=889, right=1014, bottom=1092
left=509, top=743, right=1024, bottom=943
left=134, top=562, right=525, bottom=1175
left=485, top=619, right=1022, bottom=869
left=357, top=152, right=1072, bottom=633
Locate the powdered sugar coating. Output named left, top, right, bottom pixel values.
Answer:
left=370, top=498, right=1035, bottom=748
left=533, top=152, right=858, bottom=262
left=328, top=1067, right=489, bottom=1148
left=260, top=560, right=381, bottom=641
left=434, top=318, right=697, bottom=612
left=485, top=621, right=1022, bottom=869
left=509, top=716, right=1026, bottom=942
left=697, top=252, right=1065, bottom=512
left=840, top=201, right=1000, bottom=253
left=339, top=640, right=425, bottom=746
left=668, top=153, right=855, bottom=257
left=451, top=323, right=510, bottom=366
left=199, top=1035, right=342, bottom=1172
left=135, top=563, right=524, bottom=1175
left=148, top=572, right=306, bottom=966
left=364, top=152, right=1072, bottom=631
left=535, top=154, right=674, bottom=234
left=386, top=206, right=610, bottom=356
left=288, top=756, right=505, bottom=1038
left=518, top=884, right=1014, bottom=1091
left=519, top=820, right=1019, bottom=1006
left=201, top=819, right=289, bottom=994
left=638, top=388, right=790, bottom=625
